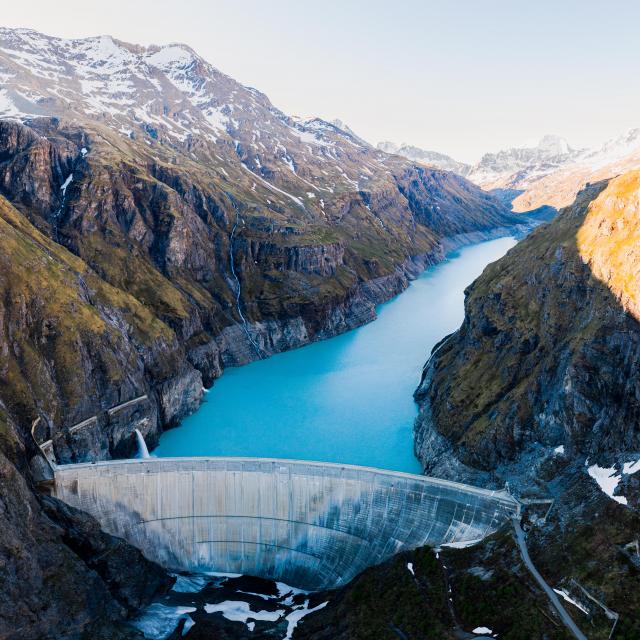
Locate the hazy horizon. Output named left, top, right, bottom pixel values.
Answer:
left=3, top=0, right=639, bottom=163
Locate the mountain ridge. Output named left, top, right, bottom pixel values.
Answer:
left=376, top=141, right=471, bottom=176
left=380, top=130, right=640, bottom=214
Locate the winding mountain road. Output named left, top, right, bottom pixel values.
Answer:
left=512, top=518, right=587, bottom=640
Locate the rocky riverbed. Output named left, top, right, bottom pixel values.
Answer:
left=131, top=574, right=328, bottom=640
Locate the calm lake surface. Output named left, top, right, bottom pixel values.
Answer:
left=154, top=237, right=517, bottom=472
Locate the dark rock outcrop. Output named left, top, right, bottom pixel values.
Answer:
left=0, top=408, right=166, bottom=640
left=40, top=496, right=174, bottom=613
left=295, top=537, right=574, bottom=640
left=414, top=177, right=640, bottom=478
left=412, top=172, right=640, bottom=636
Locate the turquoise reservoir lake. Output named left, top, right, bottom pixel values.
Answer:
left=154, top=237, right=517, bottom=473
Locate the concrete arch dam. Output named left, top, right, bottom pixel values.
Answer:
left=52, top=458, right=520, bottom=590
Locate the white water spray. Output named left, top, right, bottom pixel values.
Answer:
left=135, top=429, right=150, bottom=458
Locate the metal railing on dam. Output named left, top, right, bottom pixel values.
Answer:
left=52, top=457, right=520, bottom=590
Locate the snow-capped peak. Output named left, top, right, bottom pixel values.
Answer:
left=377, top=141, right=399, bottom=155
left=0, top=26, right=408, bottom=206
left=581, top=127, right=640, bottom=169
left=466, top=134, right=584, bottom=189
left=146, top=44, right=196, bottom=69
left=375, top=141, right=471, bottom=175
left=536, top=134, right=571, bottom=156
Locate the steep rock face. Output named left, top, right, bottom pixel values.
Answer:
left=394, top=165, right=510, bottom=236
left=415, top=177, right=640, bottom=475
left=0, top=118, right=78, bottom=217
left=412, top=173, right=640, bottom=636
left=158, top=367, right=204, bottom=428
left=241, top=238, right=346, bottom=277
left=40, top=496, right=173, bottom=613
left=0, top=191, right=200, bottom=464
left=0, top=407, right=168, bottom=640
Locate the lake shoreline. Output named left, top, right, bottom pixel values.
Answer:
left=154, top=234, right=519, bottom=473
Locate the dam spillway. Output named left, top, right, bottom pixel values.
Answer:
left=52, top=457, right=519, bottom=590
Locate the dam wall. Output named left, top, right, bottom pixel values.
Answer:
left=53, top=457, right=519, bottom=590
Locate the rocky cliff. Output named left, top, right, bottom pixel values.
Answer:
left=0, top=404, right=171, bottom=639
left=411, top=172, right=640, bottom=637
left=414, top=175, right=640, bottom=478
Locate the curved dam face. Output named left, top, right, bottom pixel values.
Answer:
left=53, top=458, right=519, bottom=590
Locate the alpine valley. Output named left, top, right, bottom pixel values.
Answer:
left=0, top=25, right=639, bottom=640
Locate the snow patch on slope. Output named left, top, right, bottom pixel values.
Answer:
left=0, top=89, right=22, bottom=118
left=203, top=600, right=284, bottom=623
left=585, top=458, right=640, bottom=506
left=587, top=463, right=626, bottom=505
left=472, top=626, right=493, bottom=635
left=553, top=588, right=589, bottom=615
left=284, top=600, right=328, bottom=640
left=146, top=44, right=194, bottom=68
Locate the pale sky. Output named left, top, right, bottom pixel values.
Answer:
left=3, top=0, right=640, bottom=162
